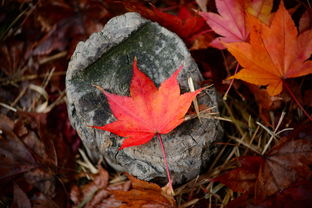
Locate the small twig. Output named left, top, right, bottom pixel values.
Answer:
left=39, top=51, right=67, bottom=65
left=0, top=71, right=66, bottom=85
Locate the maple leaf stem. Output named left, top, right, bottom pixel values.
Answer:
left=283, top=80, right=312, bottom=121
left=157, top=134, right=173, bottom=192
left=223, top=63, right=239, bottom=100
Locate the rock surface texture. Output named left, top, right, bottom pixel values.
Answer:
left=66, top=12, right=223, bottom=184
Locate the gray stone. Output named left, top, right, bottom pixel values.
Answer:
left=66, top=12, right=223, bottom=184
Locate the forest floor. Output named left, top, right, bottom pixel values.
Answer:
left=0, top=0, right=311, bottom=207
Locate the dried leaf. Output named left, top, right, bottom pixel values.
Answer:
left=299, top=8, right=312, bottom=33
left=70, top=166, right=114, bottom=207
left=246, top=83, right=274, bottom=123
left=227, top=181, right=312, bottom=208
left=70, top=168, right=175, bottom=208
left=213, top=156, right=262, bottom=194
left=0, top=113, right=74, bottom=207
left=190, top=33, right=215, bottom=50
left=32, top=0, right=111, bottom=56
left=255, top=137, right=312, bottom=200
left=111, top=173, right=176, bottom=208
left=0, top=115, right=37, bottom=183
left=12, top=183, right=32, bottom=208
left=214, top=136, right=312, bottom=201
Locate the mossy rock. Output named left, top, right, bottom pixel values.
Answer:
left=66, top=12, right=223, bottom=184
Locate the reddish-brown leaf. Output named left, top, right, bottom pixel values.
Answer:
left=227, top=181, right=312, bottom=208
left=299, top=8, right=312, bottom=33
left=32, top=0, right=111, bottom=56
left=70, top=165, right=120, bottom=208
left=255, top=137, right=312, bottom=200
left=246, top=83, right=277, bottom=124
left=0, top=115, right=37, bottom=183
left=111, top=173, right=176, bottom=208
left=70, top=168, right=176, bottom=208
left=91, top=59, right=202, bottom=149
left=214, top=137, right=312, bottom=201
left=213, top=156, right=262, bottom=194
left=0, top=113, right=74, bottom=207
left=123, top=2, right=208, bottom=46
left=12, top=183, right=32, bottom=208
left=190, top=32, right=215, bottom=50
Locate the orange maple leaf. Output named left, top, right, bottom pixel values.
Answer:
left=226, top=1, right=312, bottom=96
left=91, top=59, right=202, bottom=150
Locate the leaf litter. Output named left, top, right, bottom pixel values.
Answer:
left=70, top=165, right=176, bottom=208
left=0, top=0, right=312, bottom=207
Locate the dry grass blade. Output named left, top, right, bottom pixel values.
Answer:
left=188, top=77, right=201, bottom=122
left=0, top=103, right=17, bottom=112
left=228, top=134, right=261, bottom=154
left=258, top=112, right=294, bottom=154
left=77, top=149, right=98, bottom=174
left=180, top=198, right=199, bottom=208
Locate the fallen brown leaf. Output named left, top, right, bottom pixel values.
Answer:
left=214, top=134, right=312, bottom=201
left=71, top=167, right=176, bottom=208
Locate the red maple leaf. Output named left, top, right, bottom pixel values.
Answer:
left=122, top=2, right=208, bottom=46
left=91, top=59, right=202, bottom=150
